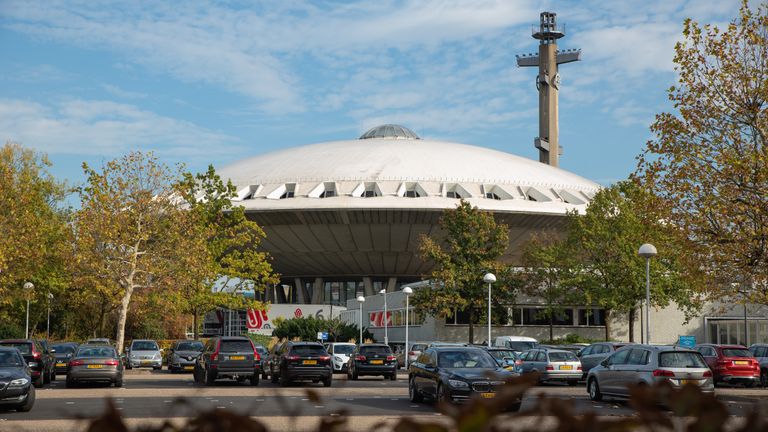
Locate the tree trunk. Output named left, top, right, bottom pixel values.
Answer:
left=604, top=309, right=612, bottom=341
left=549, top=313, right=554, bottom=342
left=193, top=308, right=199, bottom=340
left=467, top=305, right=474, bottom=345
left=628, top=309, right=635, bottom=343
left=115, top=284, right=134, bottom=354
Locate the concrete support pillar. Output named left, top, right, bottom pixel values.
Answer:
left=295, top=278, right=309, bottom=304
left=311, top=278, right=324, bottom=304
left=386, top=277, right=397, bottom=293
left=275, top=283, right=288, bottom=304
left=363, top=277, right=374, bottom=297
left=266, top=284, right=275, bottom=303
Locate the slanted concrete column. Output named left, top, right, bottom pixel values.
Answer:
left=363, top=277, right=374, bottom=296
left=311, top=278, right=324, bottom=304
left=386, top=277, right=397, bottom=293
left=275, top=283, right=288, bottom=304
left=295, top=278, right=309, bottom=304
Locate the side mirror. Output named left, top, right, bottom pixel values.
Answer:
left=50, top=348, right=56, bottom=354
left=600, top=359, right=609, bottom=367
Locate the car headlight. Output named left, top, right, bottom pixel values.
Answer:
left=448, top=379, right=469, bottom=389
left=334, top=356, right=342, bottom=362
left=9, top=378, right=29, bottom=387
left=154, top=353, right=162, bottom=360
left=27, top=362, right=38, bottom=368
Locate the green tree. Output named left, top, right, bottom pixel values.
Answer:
left=73, top=152, right=210, bottom=353
left=637, top=1, right=768, bottom=305
left=520, top=233, right=582, bottom=342
left=177, top=165, right=278, bottom=339
left=413, top=200, right=511, bottom=344
left=272, top=316, right=373, bottom=343
left=566, top=181, right=703, bottom=341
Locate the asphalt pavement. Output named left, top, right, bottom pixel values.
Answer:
left=0, top=370, right=765, bottom=431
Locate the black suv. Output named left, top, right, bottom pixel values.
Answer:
left=270, top=341, right=332, bottom=387
left=348, top=344, right=397, bottom=381
left=0, top=340, right=54, bottom=387
left=193, top=337, right=260, bottom=386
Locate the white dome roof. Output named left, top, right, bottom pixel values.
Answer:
left=219, top=132, right=600, bottom=214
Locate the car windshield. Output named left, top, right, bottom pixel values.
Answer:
left=87, top=339, right=110, bottom=345
left=488, top=350, right=517, bottom=361
left=220, top=340, right=253, bottom=352
left=0, top=342, right=31, bottom=355
left=0, top=351, right=23, bottom=367
left=361, top=346, right=391, bottom=355
left=131, top=341, right=159, bottom=351
left=659, top=352, right=707, bottom=368
left=78, top=347, right=117, bottom=358
left=438, top=350, right=497, bottom=368
left=549, top=351, right=578, bottom=362
left=290, top=345, right=326, bottom=356
left=334, top=345, right=355, bottom=355
left=411, top=344, right=427, bottom=352
left=508, top=341, right=537, bottom=352
left=176, top=342, right=203, bottom=352
left=722, top=348, right=753, bottom=358
left=254, top=346, right=268, bottom=355
left=52, top=344, right=76, bottom=355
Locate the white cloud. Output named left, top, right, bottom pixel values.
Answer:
left=0, top=98, right=243, bottom=159
left=101, top=84, right=147, bottom=100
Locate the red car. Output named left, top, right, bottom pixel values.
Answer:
left=695, top=344, right=760, bottom=387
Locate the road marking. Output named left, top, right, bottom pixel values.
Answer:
left=164, top=400, right=172, bottom=403
left=217, top=406, right=225, bottom=409
left=66, top=402, right=75, bottom=405
left=314, top=406, right=324, bottom=409
left=410, top=405, right=419, bottom=408
left=256, top=399, right=264, bottom=402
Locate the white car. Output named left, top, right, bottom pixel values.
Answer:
left=325, top=343, right=356, bottom=374
left=493, top=336, right=538, bottom=354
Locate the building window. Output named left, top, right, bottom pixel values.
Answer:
left=485, top=192, right=501, bottom=200
left=446, top=191, right=461, bottom=199
left=319, top=190, right=335, bottom=198
left=577, top=308, right=606, bottom=326
left=280, top=191, right=295, bottom=199
left=405, top=190, right=420, bottom=198
left=362, top=190, right=376, bottom=197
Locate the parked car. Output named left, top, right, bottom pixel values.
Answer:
left=166, top=340, right=204, bottom=372
left=85, top=338, right=114, bottom=346
left=126, top=339, right=163, bottom=370
left=194, top=336, right=260, bottom=386
left=578, top=342, right=633, bottom=378
left=694, top=344, right=760, bottom=387
left=51, top=342, right=79, bottom=375
left=397, top=342, right=428, bottom=368
left=0, top=347, right=35, bottom=412
left=36, top=339, right=56, bottom=382
left=408, top=346, right=520, bottom=408
left=348, top=344, right=398, bottom=381
left=748, top=344, right=768, bottom=387
left=517, top=348, right=582, bottom=386
left=325, top=342, right=355, bottom=374
left=493, top=336, right=538, bottom=354
left=66, top=344, right=124, bottom=388
left=587, top=345, right=714, bottom=401
left=269, top=341, right=332, bottom=387
left=254, top=344, right=269, bottom=379
left=0, top=339, right=54, bottom=387
left=265, top=342, right=284, bottom=380
left=481, top=347, right=520, bottom=371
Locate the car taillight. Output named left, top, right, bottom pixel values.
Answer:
left=286, top=355, right=300, bottom=361
left=211, top=341, right=220, bottom=362
left=577, top=365, right=582, bottom=370
left=104, top=360, right=119, bottom=366
left=703, top=370, right=712, bottom=377
left=408, top=351, right=414, bottom=356
left=652, top=369, right=675, bottom=377
left=319, top=355, right=330, bottom=361
left=355, top=355, right=366, bottom=361
left=253, top=352, right=261, bottom=361
left=545, top=366, right=554, bottom=371
left=32, top=351, right=41, bottom=360
left=69, top=360, right=84, bottom=367
left=386, top=356, right=396, bottom=361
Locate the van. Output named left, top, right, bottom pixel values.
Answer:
left=493, top=336, right=538, bottom=353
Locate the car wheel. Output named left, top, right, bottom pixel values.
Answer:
left=250, top=375, right=259, bottom=386
left=508, top=401, right=522, bottom=412
left=390, top=373, right=397, bottom=381
left=279, top=369, right=290, bottom=387
left=408, top=377, right=423, bottom=403
left=50, top=369, right=56, bottom=382
left=745, top=380, right=756, bottom=388
left=588, top=378, right=603, bottom=402
left=43, top=370, right=50, bottom=385
left=436, top=383, right=450, bottom=404
left=323, top=377, right=332, bottom=387
left=567, top=380, right=579, bottom=387
left=761, top=369, right=768, bottom=388
left=65, top=377, right=75, bottom=388
left=114, top=378, right=123, bottom=388
left=16, top=386, right=35, bottom=412
left=33, top=375, right=44, bottom=388
left=262, top=369, right=268, bottom=380
left=204, top=368, right=216, bottom=386
left=271, top=370, right=279, bottom=384
left=351, top=366, right=359, bottom=381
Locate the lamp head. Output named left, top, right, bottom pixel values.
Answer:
left=379, top=289, right=386, bottom=295
left=483, top=273, right=497, bottom=284
left=402, top=286, right=413, bottom=295
left=638, top=243, right=658, bottom=258
left=23, top=282, right=34, bottom=291
left=356, top=295, right=365, bottom=303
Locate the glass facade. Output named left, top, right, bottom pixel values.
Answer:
left=707, top=318, right=768, bottom=345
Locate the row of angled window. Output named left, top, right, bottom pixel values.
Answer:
left=237, top=182, right=593, bottom=205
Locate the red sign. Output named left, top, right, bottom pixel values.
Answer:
left=368, top=311, right=392, bottom=327
left=246, top=309, right=269, bottom=330
left=294, top=308, right=303, bottom=318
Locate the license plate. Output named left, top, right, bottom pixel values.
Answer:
left=87, top=364, right=104, bottom=369
left=734, top=360, right=749, bottom=365
left=559, top=365, right=573, bottom=370
left=480, top=392, right=496, bottom=399
left=141, top=360, right=151, bottom=364
left=230, top=356, right=245, bottom=361
left=184, top=366, right=194, bottom=370
left=680, top=379, right=695, bottom=385
left=56, top=363, right=66, bottom=367
left=303, top=360, right=317, bottom=365
left=370, top=360, right=384, bottom=365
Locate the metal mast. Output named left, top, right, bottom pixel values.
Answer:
left=516, top=12, right=581, bottom=167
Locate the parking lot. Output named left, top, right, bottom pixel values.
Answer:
left=0, top=369, right=765, bottom=432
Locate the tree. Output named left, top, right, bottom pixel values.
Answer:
left=413, top=200, right=511, bottom=344
left=272, top=316, right=372, bottom=343
left=637, top=1, right=768, bottom=305
left=565, top=181, right=703, bottom=341
left=73, top=152, right=209, bottom=353
left=0, top=142, right=70, bottom=332
left=519, top=233, right=582, bottom=342
left=177, top=165, right=278, bottom=339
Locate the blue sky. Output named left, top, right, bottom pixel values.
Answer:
left=0, top=0, right=740, bottom=188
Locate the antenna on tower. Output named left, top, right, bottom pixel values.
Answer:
left=516, top=12, right=581, bottom=167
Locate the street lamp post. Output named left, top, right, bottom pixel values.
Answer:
left=403, top=287, right=413, bottom=369
left=23, top=282, right=34, bottom=339
left=46, top=293, right=54, bottom=339
left=638, top=244, right=657, bottom=344
left=379, top=289, right=388, bottom=345
left=356, top=296, right=366, bottom=345
left=483, top=273, right=496, bottom=348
